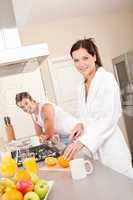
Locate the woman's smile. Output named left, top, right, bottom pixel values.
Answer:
left=72, top=48, right=96, bottom=79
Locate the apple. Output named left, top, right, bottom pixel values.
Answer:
left=34, top=179, right=49, bottom=199
left=30, top=173, right=39, bottom=185
left=16, top=180, right=33, bottom=194
left=24, top=191, right=40, bottom=200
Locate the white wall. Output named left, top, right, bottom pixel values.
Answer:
left=19, top=12, right=133, bottom=69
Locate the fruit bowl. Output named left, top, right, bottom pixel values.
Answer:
left=43, top=181, right=54, bottom=200
left=0, top=171, right=54, bottom=200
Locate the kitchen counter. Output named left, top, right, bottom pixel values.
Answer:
left=38, top=161, right=133, bottom=200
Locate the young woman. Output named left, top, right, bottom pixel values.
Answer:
left=15, top=92, right=82, bottom=144
left=63, top=38, right=133, bottom=178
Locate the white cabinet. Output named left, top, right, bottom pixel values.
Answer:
left=46, top=57, right=82, bottom=116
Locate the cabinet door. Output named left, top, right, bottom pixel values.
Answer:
left=48, top=57, right=82, bottom=116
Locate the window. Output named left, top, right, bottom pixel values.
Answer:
left=0, top=28, right=21, bottom=50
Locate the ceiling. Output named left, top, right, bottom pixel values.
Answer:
left=12, top=0, right=133, bottom=27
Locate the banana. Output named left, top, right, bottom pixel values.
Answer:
left=0, top=180, right=6, bottom=196
left=1, top=178, right=15, bottom=189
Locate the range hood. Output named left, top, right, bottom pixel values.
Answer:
left=0, top=43, right=49, bottom=67
left=0, top=1, right=49, bottom=75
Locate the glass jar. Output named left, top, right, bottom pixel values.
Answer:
left=18, top=143, right=37, bottom=173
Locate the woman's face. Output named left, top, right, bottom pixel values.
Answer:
left=17, top=98, right=37, bottom=114
left=72, top=48, right=96, bottom=79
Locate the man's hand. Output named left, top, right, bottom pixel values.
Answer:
left=39, top=134, right=49, bottom=143
left=69, top=123, right=84, bottom=142
left=63, top=141, right=84, bottom=161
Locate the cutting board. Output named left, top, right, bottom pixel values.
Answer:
left=39, top=163, right=70, bottom=171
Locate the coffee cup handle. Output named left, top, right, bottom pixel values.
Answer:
left=84, top=160, right=93, bottom=175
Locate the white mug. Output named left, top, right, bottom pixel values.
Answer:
left=69, top=158, right=93, bottom=180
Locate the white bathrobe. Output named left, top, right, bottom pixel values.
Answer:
left=77, top=67, right=133, bottom=178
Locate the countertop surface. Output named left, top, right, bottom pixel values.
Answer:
left=38, top=160, right=133, bottom=200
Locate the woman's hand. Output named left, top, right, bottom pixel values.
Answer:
left=63, top=141, right=84, bottom=161
left=69, top=123, right=84, bottom=142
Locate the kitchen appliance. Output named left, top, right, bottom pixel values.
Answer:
left=11, top=143, right=60, bottom=167
left=0, top=43, right=49, bottom=67
left=10, top=138, right=61, bottom=167
left=112, top=50, right=133, bottom=157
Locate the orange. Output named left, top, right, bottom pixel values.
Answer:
left=58, top=156, right=69, bottom=168
left=2, top=189, right=23, bottom=200
left=44, top=157, right=57, bottom=167
left=14, top=169, right=31, bottom=182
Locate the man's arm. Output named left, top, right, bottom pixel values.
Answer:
left=42, top=103, right=55, bottom=139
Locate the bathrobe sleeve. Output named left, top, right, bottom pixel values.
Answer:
left=78, top=73, right=122, bottom=154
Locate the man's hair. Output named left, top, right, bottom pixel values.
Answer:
left=15, top=92, right=33, bottom=106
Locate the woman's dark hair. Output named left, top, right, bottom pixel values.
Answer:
left=15, top=92, right=34, bottom=106
left=70, top=38, right=102, bottom=67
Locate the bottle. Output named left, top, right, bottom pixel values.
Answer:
left=4, top=116, right=16, bottom=143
